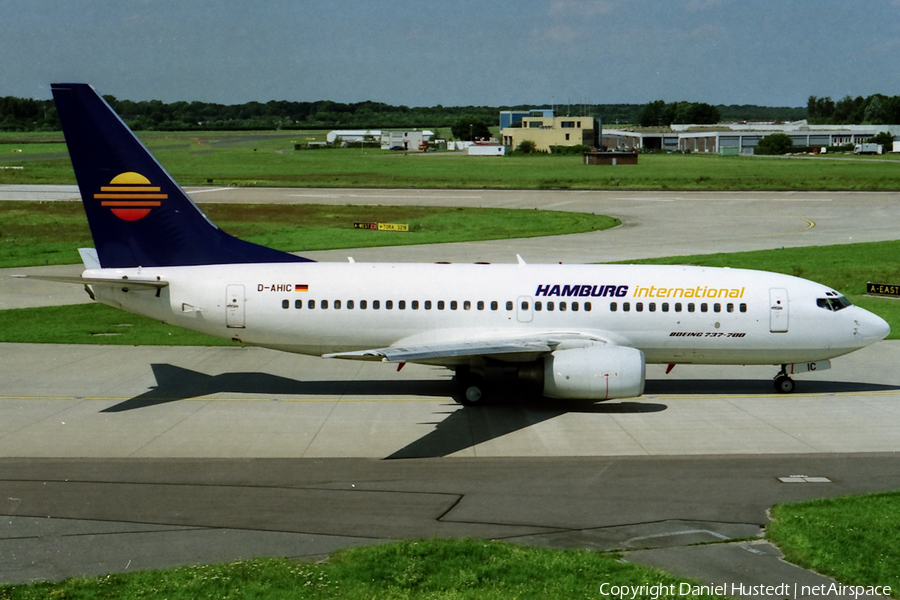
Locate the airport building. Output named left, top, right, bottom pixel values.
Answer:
left=500, top=109, right=601, bottom=152
left=499, top=110, right=532, bottom=130
left=325, top=129, right=381, bottom=145
left=326, top=129, right=434, bottom=150
left=603, top=122, right=900, bottom=154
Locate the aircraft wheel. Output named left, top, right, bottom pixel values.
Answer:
left=457, top=374, right=488, bottom=406
left=774, top=375, right=795, bottom=394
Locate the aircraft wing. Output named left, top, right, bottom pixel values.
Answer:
left=322, top=330, right=617, bottom=363
left=324, top=339, right=553, bottom=362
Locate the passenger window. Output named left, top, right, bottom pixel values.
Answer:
left=688, top=303, right=695, bottom=313
left=295, top=299, right=302, bottom=309
left=649, top=302, right=656, bottom=312
left=585, top=302, right=591, bottom=311
left=714, top=303, right=721, bottom=313
left=334, top=300, right=341, bottom=309
left=560, top=302, right=566, bottom=312
left=464, top=300, right=471, bottom=310
left=572, top=302, right=579, bottom=312
left=450, top=301, right=458, bottom=310
left=425, top=300, right=432, bottom=310
left=491, top=301, right=498, bottom=311
left=623, top=302, right=630, bottom=312
left=636, top=302, right=643, bottom=312
left=506, top=301, right=514, bottom=311
left=412, top=300, right=419, bottom=310
left=535, top=301, right=542, bottom=311
left=700, top=303, right=708, bottom=313
left=373, top=300, right=380, bottom=309
left=547, top=301, right=555, bottom=312
left=521, top=301, right=529, bottom=311
left=610, top=302, right=617, bottom=312
left=399, top=300, right=405, bottom=310
left=662, top=302, right=669, bottom=312
left=438, top=301, right=445, bottom=310
left=740, top=303, right=747, bottom=313
left=308, top=299, right=315, bottom=309
left=282, top=299, right=289, bottom=309
left=675, top=303, right=682, bottom=312
left=321, top=300, right=328, bottom=309
left=477, top=301, right=484, bottom=310
left=360, top=300, right=367, bottom=309
left=727, top=303, right=733, bottom=313
left=386, top=300, right=393, bottom=309
left=348, top=300, right=355, bottom=309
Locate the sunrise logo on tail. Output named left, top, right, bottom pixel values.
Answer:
left=93, top=172, right=167, bottom=221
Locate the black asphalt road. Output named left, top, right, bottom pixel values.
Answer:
left=3, top=454, right=898, bottom=587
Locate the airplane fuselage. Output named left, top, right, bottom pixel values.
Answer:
left=86, top=261, right=887, bottom=367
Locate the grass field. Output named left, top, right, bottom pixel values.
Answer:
left=0, top=538, right=723, bottom=599
left=2, top=130, right=900, bottom=190
left=767, top=492, right=900, bottom=598
left=0, top=201, right=618, bottom=268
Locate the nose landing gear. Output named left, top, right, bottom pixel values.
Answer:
left=773, top=360, right=831, bottom=394
left=774, top=370, right=795, bottom=393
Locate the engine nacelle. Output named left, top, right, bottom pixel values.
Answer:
left=542, top=344, right=645, bottom=400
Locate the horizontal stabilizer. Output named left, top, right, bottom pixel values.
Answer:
left=12, top=274, right=168, bottom=290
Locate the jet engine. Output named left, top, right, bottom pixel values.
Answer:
left=542, top=344, right=645, bottom=400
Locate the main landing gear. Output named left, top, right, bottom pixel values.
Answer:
left=455, top=367, right=488, bottom=406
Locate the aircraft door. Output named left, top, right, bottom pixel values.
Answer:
left=517, top=295, right=533, bottom=323
left=769, top=288, right=788, bottom=333
left=226, top=284, right=246, bottom=328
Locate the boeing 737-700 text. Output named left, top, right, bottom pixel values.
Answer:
left=23, top=84, right=890, bottom=404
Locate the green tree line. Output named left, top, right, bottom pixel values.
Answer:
left=807, top=94, right=900, bottom=125
left=0, top=93, right=810, bottom=133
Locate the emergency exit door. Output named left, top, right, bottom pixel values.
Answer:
left=769, top=288, right=788, bottom=333
left=226, top=284, right=245, bottom=328
left=517, top=296, right=533, bottom=323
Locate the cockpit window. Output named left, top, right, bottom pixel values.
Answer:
left=817, top=295, right=852, bottom=312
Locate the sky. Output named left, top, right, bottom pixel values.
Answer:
left=3, top=0, right=900, bottom=108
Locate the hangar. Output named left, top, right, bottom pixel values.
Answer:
left=603, top=121, right=900, bottom=154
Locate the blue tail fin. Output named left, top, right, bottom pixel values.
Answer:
left=51, top=83, right=311, bottom=268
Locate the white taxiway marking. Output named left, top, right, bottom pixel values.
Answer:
left=187, top=188, right=238, bottom=194
left=289, top=193, right=482, bottom=200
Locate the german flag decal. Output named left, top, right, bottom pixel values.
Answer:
left=94, top=172, right=167, bottom=221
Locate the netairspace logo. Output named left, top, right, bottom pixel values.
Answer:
left=598, top=582, right=891, bottom=599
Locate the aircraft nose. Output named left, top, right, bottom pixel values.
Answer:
left=857, top=309, right=890, bottom=345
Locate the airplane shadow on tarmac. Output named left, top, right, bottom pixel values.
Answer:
left=101, top=363, right=667, bottom=459
left=101, top=364, right=898, bottom=459
left=101, top=363, right=453, bottom=412
left=644, top=378, right=900, bottom=395
left=386, top=398, right=667, bottom=459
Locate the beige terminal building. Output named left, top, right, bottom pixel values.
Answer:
left=501, top=109, right=600, bottom=152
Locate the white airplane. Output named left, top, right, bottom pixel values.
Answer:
left=26, top=84, right=890, bottom=405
